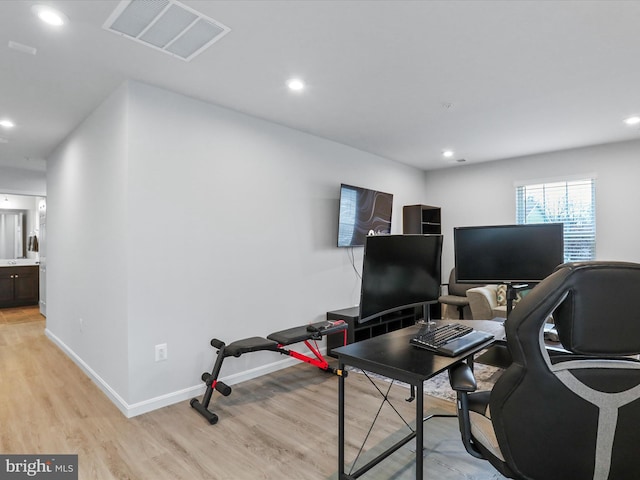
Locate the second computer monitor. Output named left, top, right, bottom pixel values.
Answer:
left=359, top=234, right=443, bottom=323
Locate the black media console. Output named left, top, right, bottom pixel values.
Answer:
left=325, top=306, right=422, bottom=356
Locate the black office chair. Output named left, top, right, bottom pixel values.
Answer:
left=438, top=268, right=481, bottom=319
left=449, top=261, right=640, bottom=480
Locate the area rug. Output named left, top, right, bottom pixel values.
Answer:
left=348, top=361, right=503, bottom=403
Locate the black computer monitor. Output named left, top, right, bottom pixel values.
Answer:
left=454, top=223, right=564, bottom=284
left=359, top=234, right=443, bottom=323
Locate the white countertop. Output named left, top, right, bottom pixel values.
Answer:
left=0, top=260, right=40, bottom=267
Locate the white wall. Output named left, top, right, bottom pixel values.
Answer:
left=46, top=81, right=428, bottom=415
left=46, top=84, right=131, bottom=404
left=424, top=139, right=640, bottom=276
left=0, top=166, right=46, bottom=196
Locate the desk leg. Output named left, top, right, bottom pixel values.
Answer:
left=338, top=360, right=345, bottom=479
left=416, top=381, right=423, bottom=479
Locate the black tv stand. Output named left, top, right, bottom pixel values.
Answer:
left=325, top=305, right=425, bottom=356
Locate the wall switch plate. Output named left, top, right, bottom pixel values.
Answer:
left=155, top=343, right=167, bottom=362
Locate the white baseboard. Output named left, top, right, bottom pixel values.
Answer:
left=44, top=328, right=326, bottom=418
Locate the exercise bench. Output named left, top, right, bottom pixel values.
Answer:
left=190, top=320, right=348, bottom=424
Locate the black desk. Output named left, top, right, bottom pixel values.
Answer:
left=334, top=320, right=503, bottom=479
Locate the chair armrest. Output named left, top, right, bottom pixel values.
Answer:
left=449, top=362, right=477, bottom=392
left=448, top=362, right=485, bottom=459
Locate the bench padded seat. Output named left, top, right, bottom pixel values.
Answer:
left=267, top=321, right=347, bottom=345
left=224, top=337, right=278, bottom=357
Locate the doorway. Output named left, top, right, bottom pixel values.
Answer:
left=0, top=193, right=47, bottom=315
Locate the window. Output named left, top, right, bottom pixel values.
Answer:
left=516, top=178, right=596, bottom=262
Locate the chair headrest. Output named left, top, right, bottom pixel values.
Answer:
left=552, top=262, right=640, bottom=355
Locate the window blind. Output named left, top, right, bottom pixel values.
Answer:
left=516, top=178, right=596, bottom=262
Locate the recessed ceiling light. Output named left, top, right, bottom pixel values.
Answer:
left=624, top=116, right=640, bottom=126
left=442, top=150, right=454, bottom=158
left=0, top=119, right=15, bottom=129
left=287, top=78, right=305, bottom=91
left=31, top=5, right=68, bottom=26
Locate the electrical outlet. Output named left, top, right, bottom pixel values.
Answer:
left=155, top=343, right=167, bottom=362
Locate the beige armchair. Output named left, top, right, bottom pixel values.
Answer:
left=467, top=284, right=534, bottom=320
left=466, top=285, right=507, bottom=320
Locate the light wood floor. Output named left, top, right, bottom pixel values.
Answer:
left=0, top=307, right=504, bottom=479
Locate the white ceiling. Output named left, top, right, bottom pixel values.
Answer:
left=2, top=0, right=640, bottom=173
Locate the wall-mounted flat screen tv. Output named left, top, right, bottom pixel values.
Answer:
left=337, top=184, right=393, bottom=247
left=359, top=234, right=443, bottom=323
left=454, top=223, right=564, bottom=284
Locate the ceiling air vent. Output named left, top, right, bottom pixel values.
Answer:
left=103, top=0, right=230, bottom=62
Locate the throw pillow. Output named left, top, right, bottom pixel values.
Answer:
left=497, top=285, right=530, bottom=308
left=496, top=284, right=507, bottom=306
